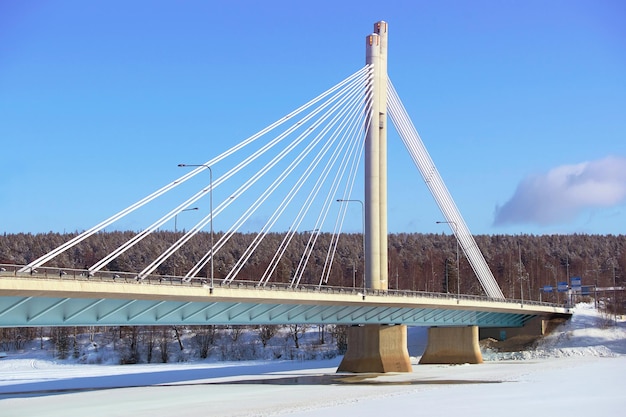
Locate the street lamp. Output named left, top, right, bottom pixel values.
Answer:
left=337, top=199, right=365, bottom=290
left=607, top=258, right=618, bottom=325
left=436, top=221, right=459, bottom=297
left=586, top=268, right=601, bottom=308
left=545, top=263, right=559, bottom=304
left=174, top=207, right=198, bottom=233
left=517, top=241, right=528, bottom=305
left=178, top=163, right=214, bottom=289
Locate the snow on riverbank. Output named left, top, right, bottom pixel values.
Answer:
left=483, top=302, right=626, bottom=360
left=1, top=303, right=624, bottom=417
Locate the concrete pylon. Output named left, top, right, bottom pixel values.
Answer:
left=338, top=21, right=412, bottom=374
left=419, top=326, right=483, bottom=365
left=338, top=324, right=412, bottom=373
left=365, top=21, right=388, bottom=291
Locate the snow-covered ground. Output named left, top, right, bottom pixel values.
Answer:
left=1, top=303, right=625, bottom=416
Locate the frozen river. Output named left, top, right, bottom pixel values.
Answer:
left=1, top=303, right=625, bottom=416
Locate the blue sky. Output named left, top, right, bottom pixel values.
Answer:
left=1, top=0, right=625, bottom=236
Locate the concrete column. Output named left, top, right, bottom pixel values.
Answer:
left=375, top=21, right=388, bottom=291
left=365, top=32, right=381, bottom=290
left=338, top=324, right=412, bottom=373
left=419, top=326, right=483, bottom=365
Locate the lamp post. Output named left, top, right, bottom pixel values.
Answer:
left=337, top=199, right=365, bottom=291
left=517, top=241, right=529, bottom=305
left=178, top=163, right=214, bottom=289
left=174, top=207, right=198, bottom=233
left=436, top=221, right=459, bottom=297
left=586, top=268, right=601, bottom=308
left=545, top=263, right=559, bottom=304
left=613, top=264, right=617, bottom=324
left=607, top=258, right=617, bottom=325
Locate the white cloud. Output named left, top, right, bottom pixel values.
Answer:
left=493, top=156, right=626, bottom=226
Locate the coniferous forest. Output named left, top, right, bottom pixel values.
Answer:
left=1, top=231, right=624, bottom=302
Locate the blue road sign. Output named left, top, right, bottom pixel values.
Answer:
left=557, top=282, right=569, bottom=292
left=543, top=285, right=553, bottom=293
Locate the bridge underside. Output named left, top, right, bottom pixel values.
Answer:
left=0, top=295, right=537, bottom=328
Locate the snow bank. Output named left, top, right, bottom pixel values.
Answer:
left=483, top=302, right=626, bottom=360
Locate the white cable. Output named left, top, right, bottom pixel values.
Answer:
left=224, top=71, right=372, bottom=284
left=387, top=79, right=505, bottom=299
left=19, top=65, right=371, bottom=273
left=320, top=83, right=373, bottom=283
left=294, top=95, right=371, bottom=288
left=138, top=67, right=373, bottom=279
left=186, top=69, right=372, bottom=281
left=319, top=94, right=370, bottom=286
left=288, top=92, right=370, bottom=288
left=263, top=80, right=372, bottom=287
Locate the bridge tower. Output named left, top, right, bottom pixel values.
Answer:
left=338, top=21, right=412, bottom=373
left=365, top=21, right=388, bottom=292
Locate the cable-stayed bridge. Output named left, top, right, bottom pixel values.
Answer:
left=0, top=264, right=566, bottom=328
left=14, top=46, right=502, bottom=297
left=1, top=22, right=570, bottom=371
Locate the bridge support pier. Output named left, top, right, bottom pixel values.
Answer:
left=419, top=326, right=483, bottom=364
left=337, top=324, right=412, bottom=373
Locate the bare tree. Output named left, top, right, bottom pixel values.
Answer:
left=256, top=325, right=279, bottom=348
left=51, top=327, right=70, bottom=359
left=329, top=325, right=348, bottom=354
left=143, top=326, right=157, bottom=363
left=229, top=325, right=244, bottom=342
left=193, top=325, right=217, bottom=359
left=287, top=324, right=309, bottom=349
left=159, top=327, right=170, bottom=363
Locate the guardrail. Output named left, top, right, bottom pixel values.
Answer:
left=0, top=263, right=560, bottom=308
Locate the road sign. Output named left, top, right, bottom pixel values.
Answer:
left=571, top=276, right=582, bottom=289
left=557, top=282, right=569, bottom=292
left=542, top=285, right=553, bottom=293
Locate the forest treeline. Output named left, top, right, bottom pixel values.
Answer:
left=2, top=231, right=625, bottom=304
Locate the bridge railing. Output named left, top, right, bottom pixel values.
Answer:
left=0, top=263, right=208, bottom=286
left=1, top=263, right=558, bottom=308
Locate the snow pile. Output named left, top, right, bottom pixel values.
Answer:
left=483, top=302, right=626, bottom=361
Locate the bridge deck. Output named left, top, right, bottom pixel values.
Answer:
left=0, top=269, right=571, bottom=328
